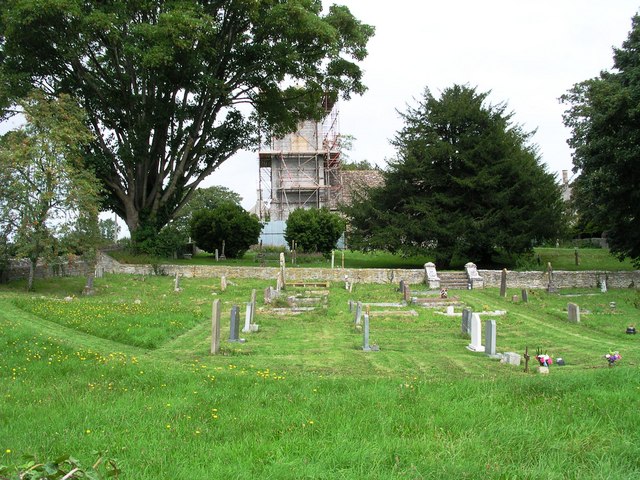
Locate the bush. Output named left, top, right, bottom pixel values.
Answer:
left=285, top=208, right=345, bottom=256
left=190, top=203, right=262, bottom=258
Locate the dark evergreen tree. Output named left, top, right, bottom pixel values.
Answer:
left=562, top=14, right=640, bottom=265
left=190, top=203, right=261, bottom=258
left=345, top=85, right=563, bottom=268
left=285, top=208, right=345, bottom=256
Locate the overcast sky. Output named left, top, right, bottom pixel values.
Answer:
left=207, top=1, right=640, bottom=210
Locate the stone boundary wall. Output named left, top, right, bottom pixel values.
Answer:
left=4, top=257, right=89, bottom=283
left=5, top=252, right=640, bottom=290
left=479, top=269, right=640, bottom=289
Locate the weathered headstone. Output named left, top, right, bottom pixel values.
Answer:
left=403, top=283, right=411, bottom=303
left=461, top=308, right=472, bottom=335
left=174, top=272, right=181, bottom=292
left=521, top=289, right=529, bottom=303
left=341, top=249, right=345, bottom=269
left=424, top=262, right=440, bottom=289
left=242, top=303, right=252, bottom=333
left=499, top=268, right=507, bottom=297
left=331, top=250, right=335, bottom=269
left=466, top=313, right=485, bottom=352
left=398, top=279, right=405, bottom=294
left=344, top=275, right=350, bottom=291
left=354, top=301, right=363, bottom=325
left=210, top=299, right=221, bottom=354
left=220, top=275, right=227, bottom=292
left=264, top=286, right=272, bottom=304
left=600, top=279, right=607, bottom=293
left=250, top=289, right=257, bottom=324
left=512, top=294, right=519, bottom=302
left=276, top=270, right=284, bottom=291
left=362, top=313, right=371, bottom=351
left=219, top=240, right=226, bottom=260
left=567, top=303, right=580, bottom=323
left=546, top=262, right=557, bottom=293
left=228, top=305, right=242, bottom=342
left=215, top=249, right=219, bottom=261
left=446, top=305, right=455, bottom=316
left=485, top=319, right=497, bottom=356
left=465, top=262, right=484, bottom=289
left=348, top=299, right=354, bottom=313
left=500, top=352, right=521, bottom=366
left=95, top=266, right=104, bottom=279
left=279, top=252, right=285, bottom=269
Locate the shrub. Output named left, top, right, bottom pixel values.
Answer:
left=285, top=208, right=345, bottom=256
left=190, top=203, right=262, bottom=258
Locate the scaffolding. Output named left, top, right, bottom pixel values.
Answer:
left=258, top=98, right=342, bottom=221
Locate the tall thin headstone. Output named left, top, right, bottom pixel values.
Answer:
left=362, top=313, right=371, bottom=351
left=174, top=272, right=181, bottom=292
left=600, top=279, right=607, bottom=293
left=219, top=240, right=226, bottom=260
left=242, top=303, right=252, bottom=333
left=264, top=286, right=272, bottom=304
left=210, top=300, right=221, bottom=354
left=220, top=275, right=227, bottom=292
left=398, top=279, right=405, bottom=293
left=461, top=308, right=472, bottom=335
left=521, top=289, right=529, bottom=303
left=276, top=270, right=284, bottom=291
left=485, top=320, right=497, bottom=356
left=467, top=313, right=485, bottom=352
left=349, top=299, right=354, bottom=313
left=229, top=305, right=240, bottom=341
left=567, top=303, right=581, bottom=323
left=546, top=262, right=557, bottom=293
left=250, top=289, right=257, bottom=324
left=499, top=269, right=507, bottom=297
left=215, top=249, right=219, bottom=261
left=403, top=283, right=411, bottom=303
left=341, top=249, right=345, bottom=269
left=354, top=301, right=363, bottom=325
left=331, top=250, right=335, bottom=269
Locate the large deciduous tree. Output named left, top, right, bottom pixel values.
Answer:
left=0, top=0, right=374, bottom=244
left=561, top=14, right=640, bottom=265
left=344, top=85, right=563, bottom=268
left=0, top=92, right=102, bottom=291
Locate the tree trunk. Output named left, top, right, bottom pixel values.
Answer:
left=27, top=258, right=36, bottom=292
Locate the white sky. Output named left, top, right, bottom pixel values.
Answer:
left=206, top=0, right=640, bottom=210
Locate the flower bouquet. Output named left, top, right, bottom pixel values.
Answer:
left=535, top=348, right=553, bottom=367
left=604, top=351, right=621, bottom=366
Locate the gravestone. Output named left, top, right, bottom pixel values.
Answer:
left=331, top=250, right=335, bottom=269
left=398, top=280, right=405, bottom=294
left=349, top=300, right=354, bottom=313
left=512, top=295, right=519, bottom=302
left=95, top=266, right=104, bottom=279
left=461, top=308, right=472, bottom=335
left=424, top=262, right=440, bottom=289
left=466, top=313, right=485, bottom=352
left=210, top=299, right=221, bottom=354
left=279, top=252, right=285, bottom=269
left=499, top=268, right=507, bottom=297
left=403, top=283, right=411, bottom=303
left=354, top=301, right=363, bottom=325
left=344, top=275, right=350, bottom=291
left=242, top=303, right=252, bottom=333
left=464, top=262, right=484, bottom=289
left=228, top=305, right=240, bottom=342
left=174, top=272, right=181, bottom=292
left=521, top=289, right=529, bottom=303
left=485, top=319, right=497, bottom=356
left=500, top=352, right=521, bottom=366
left=276, top=270, right=284, bottom=291
left=362, top=313, right=371, bottom=351
left=220, top=275, right=227, bottom=292
left=567, top=303, right=580, bottom=323
left=546, top=262, right=557, bottom=293
left=250, top=289, right=257, bottom=324
left=600, top=279, right=607, bottom=293
left=219, top=240, right=226, bottom=260
left=264, top=286, right=272, bottom=304
left=446, top=306, right=455, bottom=316
left=215, top=249, right=219, bottom=261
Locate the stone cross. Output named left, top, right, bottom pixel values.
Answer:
left=461, top=308, right=472, bottom=335
left=467, top=313, right=485, bottom=352
left=485, top=320, right=497, bottom=356
left=499, top=268, right=507, bottom=297
left=220, top=275, right=227, bottom=292
left=567, top=303, right=580, bottom=323
left=210, top=299, right=221, bottom=354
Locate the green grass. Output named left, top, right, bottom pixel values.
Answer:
left=534, top=247, right=635, bottom=271
left=1, top=275, right=640, bottom=478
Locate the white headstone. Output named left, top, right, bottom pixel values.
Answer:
left=600, top=279, right=607, bottom=293
left=242, top=303, right=252, bottom=333
left=446, top=306, right=455, bottom=316
left=466, top=313, right=485, bottom=352
left=220, top=275, right=227, bottom=292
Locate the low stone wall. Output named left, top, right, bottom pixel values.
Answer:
left=479, top=269, right=640, bottom=289
left=4, top=256, right=89, bottom=283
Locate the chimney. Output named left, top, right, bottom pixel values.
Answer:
left=562, top=170, right=569, bottom=185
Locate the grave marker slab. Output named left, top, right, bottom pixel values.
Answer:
left=500, top=352, right=521, bottom=366
left=220, top=275, right=227, bottom=292
left=485, top=319, right=497, bottom=356
left=354, top=301, right=363, bottom=325
left=567, top=303, right=581, bottom=323
left=466, top=313, right=485, bottom=352
left=461, top=308, right=472, bottom=335
left=210, top=300, right=221, bottom=354
left=499, top=268, right=507, bottom=297
left=521, top=289, right=529, bottom=303
left=228, top=305, right=245, bottom=343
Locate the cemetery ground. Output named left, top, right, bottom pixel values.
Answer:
left=1, top=275, right=639, bottom=479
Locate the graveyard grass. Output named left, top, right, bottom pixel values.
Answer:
left=1, top=275, right=640, bottom=478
